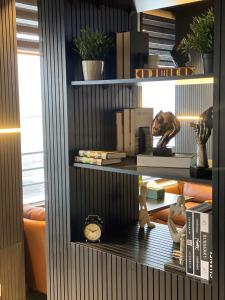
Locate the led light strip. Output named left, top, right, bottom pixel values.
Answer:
left=177, top=116, right=202, bottom=121
left=0, top=128, right=21, bottom=134
left=176, top=77, right=214, bottom=85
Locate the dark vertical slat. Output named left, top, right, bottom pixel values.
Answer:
left=165, top=272, right=172, bottom=300
left=154, top=269, right=160, bottom=300
left=159, top=270, right=166, bottom=300
left=0, top=0, right=25, bottom=299
left=148, top=267, right=154, bottom=300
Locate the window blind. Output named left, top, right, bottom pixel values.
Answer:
left=16, top=0, right=39, bottom=54
left=141, top=13, right=176, bottom=67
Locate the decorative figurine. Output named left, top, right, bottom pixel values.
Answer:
left=168, top=195, right=187, bottom=243
left=190, top=106, right=213, bottom=179
left=151, top=111, right=181, bottom=156
left=139, top=183, right=155, bottom=229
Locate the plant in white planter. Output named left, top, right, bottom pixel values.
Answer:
left=74, top=27, right=113, bottom=81
left=179, top=8, right=214, bottom=74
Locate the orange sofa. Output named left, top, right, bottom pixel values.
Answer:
left=23, top=206, right=47, bottom=295
left=151, top=181, right=212, bottom=226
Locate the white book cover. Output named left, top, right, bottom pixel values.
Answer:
left=137, top=153, right=194, bottom=168
left=123, top=109, right=131, bottom=155
left=116, top=112, right=124, bottom=152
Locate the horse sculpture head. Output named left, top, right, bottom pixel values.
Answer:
left=151, top=111, right=181, bottom=148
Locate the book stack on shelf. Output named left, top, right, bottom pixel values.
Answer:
left=116, top=32, right=149, bottom=79
left=135, top=67, right=195, bottom=79
left=137, top=153, right=194, bottom=169
left=74, top=150, right=126, bottom=166
left=116, top=108, right=153, bottom=156
left=186, top=203, right=213, bottom=281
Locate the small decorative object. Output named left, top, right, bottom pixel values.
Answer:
left=179, top=8, right=214, bottom=74
left=151, top=111, right=181, bottom=156
left=139, top=183, right=155, bottom=229
left=168, top=195, right=187, bottom=243
left=147, top=182, right=165, bottom=200
left=74, top=27, right=113, bottom=80
left=190, top=106, right=213, bottom=179
left=84, top=215, right=103, bottom=242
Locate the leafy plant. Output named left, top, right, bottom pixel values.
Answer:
left=179, top=8, right=214, bottom=55
left=74, top=27, right=113, bottom=61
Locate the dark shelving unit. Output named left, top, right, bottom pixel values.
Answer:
left=76, top=223, right=179, bottom=271
left=71, top=73, right=214, bottom=86
left=73, top=159, right=212, bottom=185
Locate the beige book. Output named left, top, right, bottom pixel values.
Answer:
left=116, top=112, right=124, bottom=152
left=123, top=32, right=131, bottom=79
left=116, top=33, right=124, bottom=79
left=123, top=109, right=131, bottom=155
left=130, top=108, right=153, bottom=155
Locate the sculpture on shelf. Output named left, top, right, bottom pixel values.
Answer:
left=190, top=106, right=213, bottom=168
left=168, top=195, right=187, bottom=243
left=139, top=183, right=155, bottom=229
left=151, top=111, right=181, bottom=156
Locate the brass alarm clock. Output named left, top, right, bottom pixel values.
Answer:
left=84, top=215, right=103, bottom=242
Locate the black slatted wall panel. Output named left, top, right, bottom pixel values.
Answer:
left=0, top=0, right=25, bottom=299
left=141, top=13, right=176, bottom=67
left=71, top=243, right=212, bottom=300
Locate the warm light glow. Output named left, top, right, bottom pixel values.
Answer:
left=176, top=77, right=214, bottom=85
left=177, top=116, right=202, bottom=121
left=0, top=128, right=21, bottom=134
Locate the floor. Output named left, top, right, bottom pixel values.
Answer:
left=27, top=291, right=47, bottom=300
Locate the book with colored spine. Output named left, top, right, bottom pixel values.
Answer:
left=75, top=156, right=122, bottom=166
left=135, top=67, right=195, bottom=79
left=78, top=150, right=126, bottom=160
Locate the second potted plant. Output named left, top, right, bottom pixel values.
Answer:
left=74, top=27, right=113, bottom=81
left=179, top=8, right=214, bottom=74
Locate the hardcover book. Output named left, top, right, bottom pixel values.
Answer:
left=116, top=32, right=149, bottom=79
left=75, top=156, right=122, bottom=166
left=135, top=67, right=195, bottom=79
left=137, top=153, right=194, bottom=168
left=130, top=108, right=153, bottom=156
left=78, top=150, right=126, bottom=160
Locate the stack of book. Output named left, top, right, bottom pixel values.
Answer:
left=137, top=153, right=194, bottom=169
left=135, top=67, right=195, bottom=79
left=186, top=203, right=212, bottom=281
left=116, top=32, right=149, bottom=79
left=116, top=108, right=153, bottom=157
left=74, top=150, right=126, bottom=166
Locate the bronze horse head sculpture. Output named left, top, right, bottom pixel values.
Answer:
left=151, top=111, right=181, bottom=148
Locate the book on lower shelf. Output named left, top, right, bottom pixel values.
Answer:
left=75, top=150, right=126, bottom=166
left=78, top=150, right=126, bottom=160
left=75, top=156, right=122, bottom=166
left=137, top=153, right=194, bottom=168
left=116, top=108, right=153, bottom=156
left=186, top=203, right=213, bottom=282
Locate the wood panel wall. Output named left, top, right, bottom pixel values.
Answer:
left=0, top=0, right=26, bottom=299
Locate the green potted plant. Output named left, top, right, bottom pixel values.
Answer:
left=74, top=27, right=113, bottom=81
left=179, top=8, right=214, bottom=74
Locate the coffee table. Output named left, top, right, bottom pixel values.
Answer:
left=146, top=193, right=194, bottom=213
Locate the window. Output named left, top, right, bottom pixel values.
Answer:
left=17, top=53, right=45, bottom=204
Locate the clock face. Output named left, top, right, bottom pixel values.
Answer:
left=84, top=223, right=102, bottom=242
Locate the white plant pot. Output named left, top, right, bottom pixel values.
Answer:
left=82, top=60, right=104, bottom=81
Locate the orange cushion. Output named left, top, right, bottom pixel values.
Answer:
left=183, top=182, right=212, bottom=202
left=151, top=201, right=200, bottom=226
left=23, top=218, right=46, bottom=294
left=23, top=206, right=46, bottom=221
